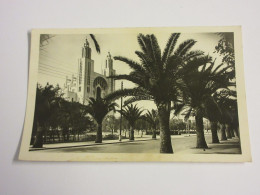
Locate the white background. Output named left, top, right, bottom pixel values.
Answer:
left=0, top=0, right=259, bottom=194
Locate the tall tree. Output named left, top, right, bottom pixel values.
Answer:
left=106, top=33, right=203, bottom=153
left=103, top=115, right=117, bottom=135
left=177, top=57, right=231, bottom=148
left=32, top=84, right=62, bottom=148
left=203, top=99, right=221, bottom=143
left=57, top=99, right=72, bottom=141
left=215, top=33, right=235, bottom=80
left=118, top=104, right=143, bottom=140
left=143, top=109, right=159, bottom=139
left=86, top=97, right=117, bottom=143
left=214, top=91, right=239, bottom=139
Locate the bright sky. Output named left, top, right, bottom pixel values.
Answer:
left=38, top=32, right=223, bottom=117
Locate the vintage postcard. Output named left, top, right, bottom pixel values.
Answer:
left=19, top=26, right=251, bottom=162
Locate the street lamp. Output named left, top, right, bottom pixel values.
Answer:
left=119, top=81, right=123, bottom=141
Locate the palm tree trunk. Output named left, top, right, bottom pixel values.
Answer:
left=221, top=123, right=227, bottom=140
left=195, top=115, right=208, bottom=148
left=234, top=127, right=240, bottom=138
left=129, top=125, right=134, bottom=140
left=210, top=121, right=219, bottom=143
left=44, top=129, right=47, bottom=143
left=57, top=131, right=60, bottom=142
left=52, top=130, right=55, bottom=143
left=230, top=124, right=235, bottom=137
left=152, top=129, right=156, bottom=139
left=231, top=129, right=235, bottom=137
left=66, top=130, right=70, bottom=141
left=95, top=123, right=102, bottom=143
left=33, top=122, right=44, bottom=148
left=152, top=125, right=157, bottom=139
left=226, top=124, right=232, bottom=139
left=157, top=102, right=173, bottom=153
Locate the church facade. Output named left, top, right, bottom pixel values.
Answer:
left=63, top=38, right=116, bottom=104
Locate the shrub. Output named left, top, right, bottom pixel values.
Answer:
left=81, top=135, right=96, bottom=142
left=103, top=134, right=119, bottom=140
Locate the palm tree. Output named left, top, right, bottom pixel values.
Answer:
left=118, top=104, right=143, bottom=140
left=105, top=33, right=203, bottom=153
left=143, top=109, right=159, bottom=139
left=177, top=57, right=232, bottom=148
left=67, top=101, right=89, bottom=141
left=32, top=84, right=61, bottom=148
left=214, top=92, right=239, bottom=140
left=86, top=97, right=117, bottom=143
left=57, top=99, right=72, bottom=141
left=204, top=100, right=221, bottom=143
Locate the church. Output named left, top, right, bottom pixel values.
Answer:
left=63, top=38, right=116, bottom=104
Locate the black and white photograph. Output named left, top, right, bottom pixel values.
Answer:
left=19, top=27, right=251, bottom=162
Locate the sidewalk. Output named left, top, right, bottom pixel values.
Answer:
left=29, top=135, right=153, bottom=151
left=29, top=134, right=198, bottom=151
left=177, top=136, right=242, bottom=154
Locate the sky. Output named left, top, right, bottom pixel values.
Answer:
left=38, top=31, right=223, bottom=117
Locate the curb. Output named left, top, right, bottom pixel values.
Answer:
left=29, top=138, right=155, bottom=151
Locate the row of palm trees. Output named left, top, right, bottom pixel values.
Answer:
left=103, top=33, right=238, bottom=153
left=86, top=98, right=159, bottom=142
left=32, top=80, right=237, bottom=151
left=31, top=84, right=159, bottom=147
left=29, top=84, right=145, bottom=145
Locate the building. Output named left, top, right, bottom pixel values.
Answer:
left=63, top=38, right=116, bottom=104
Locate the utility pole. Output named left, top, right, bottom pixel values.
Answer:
left=119, top=81, right=123, bottom=141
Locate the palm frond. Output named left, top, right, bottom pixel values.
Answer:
left=183, top=50, right=205, bottom=61
left=162, top=33, right=180, bottom=63
left=114, top=56, right=146, bottom=74
left=149, top=34, right=162, bottom=68
left=105, top=87, right=149, bottom=102
left=172, top=102, right=186, bottom=116
left=137, top=34, right=148, bottom=54
left=175, top=39, right=196, bottom=57
left=124, top=95, right=153, bottom=106
left=108, top=73, right=145, bottom=87
left=214, top=65, right=233, bottom=75
left=184, top=108, right=193, bottom=121
left=143, top=109, right=159, bottom=128
left=119, top=104, right=144, bottom=126
left=90, top=34, right=100, bottom=53
left=85, top=97, right=117, bottom=123
left=135, top=51, right=154, bottom=73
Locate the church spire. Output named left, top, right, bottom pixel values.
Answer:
left=81, top=37, right=91, bottom=59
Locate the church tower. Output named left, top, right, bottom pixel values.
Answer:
left=77, top=38, right=94, bottom=104
left=65, top=38, right=117, bottom=105
left=104, top=52, right=116, bottom=93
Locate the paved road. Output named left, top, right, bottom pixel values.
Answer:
left=35, top=134, right=241, bottom=154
